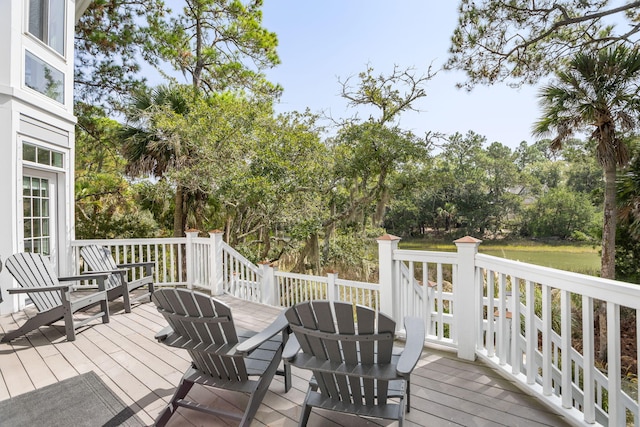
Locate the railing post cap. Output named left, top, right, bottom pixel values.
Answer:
left=377, top=234, right=401, bottom=241
left=185, top=228, right=200, bottom=234
left=454, top=236, right=482, bottom=245
left=208, top=230, right=224, bottom=235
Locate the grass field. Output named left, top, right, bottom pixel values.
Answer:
left=399, top=238, right=601, bottom=276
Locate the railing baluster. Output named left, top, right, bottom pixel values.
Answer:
left=607, top=301, right=621, bottom=426
left=637, top=307, right=640, bottom=427
left=511, top=276, right=521, bottom=375
left=498, top=272, right=507, bottom=365
left=525, top=280, right=535, bottom=385
left=484, top=270, right=494, bottom=357
left=561, top=290, right=572, bottom=409
left=542, top=284, right=552, bottom=395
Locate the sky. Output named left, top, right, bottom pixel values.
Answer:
left=258, top=1, right=542, bottom=148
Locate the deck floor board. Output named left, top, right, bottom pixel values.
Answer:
left=0, top=293, right=573, bottom=426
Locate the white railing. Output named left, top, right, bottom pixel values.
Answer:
left=474, top=254, right=640, bottom=427
left=393, top=249, right=458, bottom=349
left=71, top=237, right=187, bottom=286
left=221, top=242, right=262, bottom=302
left=70, top=232, right=640, bottom=426
left=266, top=268, right=380, bottom=309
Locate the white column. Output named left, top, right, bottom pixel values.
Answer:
left=259, top=262, right=274, bottom=305
left=454, top=236, right=482, bottom=361
left=326, top=270, right=338, bottom=302
left=209, top=230, right=224, bottom=295
left=377, top=234, right=401, bottom=324
left=185, top=230, right=199, bottom=290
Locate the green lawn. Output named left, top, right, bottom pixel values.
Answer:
left=399, top=239, right=601, bottom=276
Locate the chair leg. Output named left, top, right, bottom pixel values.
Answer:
left=298, top=391, right=313, bottom=427
left=122, top=285, right=132, bottom=313
left=62, top=299, right=76, bottom=341
left=64, top=314, right=76, bottom=341
left=239, top=345, right=283, bottom=427
left=406, top=379, right=411, bottom=412
left=155, top=377, right=194, bottom=427
left=283, top=363, right=292, bottom=392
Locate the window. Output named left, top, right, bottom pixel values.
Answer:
left=25, top=51, right=65, bottom=103
left=23, top=176, right=52, bottom=255
left=23, top=143, right=64, bottom=168
left=28, top=0, right=65, bottom=55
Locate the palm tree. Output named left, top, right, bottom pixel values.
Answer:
left=120, top=85, right=196, bottom=237
left=533, top=45, right=640, bottom=360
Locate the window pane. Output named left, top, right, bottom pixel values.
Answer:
left=37, top=147, right=50, bottom=165
left=42, top=219, right=49, bottom=236
left=25, top=51, right=65, bottom=103
left=23, top=144, right=36, bottom=162
left=24, top=219, right=32, bottom=238
left=52, top=151, right=63, bottom=167
left=32, top=178, right=40, bottom=197
left=28, top=0, right=45, bottom=42
left=42, top=238, right=50, bottom=256
left=41, top=179, right=49, bottom=197
left=23, top=199, right=32, bottom=217
left=48, top=0, right=65, bottom=55
left=23, top=177, right=31, bottom=196
left=42, top=199, right=49, bottom=216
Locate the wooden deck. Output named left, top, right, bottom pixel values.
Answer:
left=0, top=293, right=572, bottom=426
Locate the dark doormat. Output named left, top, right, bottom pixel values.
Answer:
left=0, top=371, right=145, bottom=426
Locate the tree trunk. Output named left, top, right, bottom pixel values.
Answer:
left=601, top=162, right=617, bottom=279
left=597, top=162, right=618, bottom=361
left=294, top=233, right=321, bottom=274
left=173, top=186, right=185, bottom=237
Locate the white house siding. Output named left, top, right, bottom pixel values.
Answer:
left=0, top=0, right=79, bottom=314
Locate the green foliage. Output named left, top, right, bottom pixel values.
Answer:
left=447, top=1, right=640, bottom=88
left=75, top=0, right=167, bottom=110
left=75, top=105, right=160, bottom=238
left=534, top=45, right=640, bottom=280
left=148, top=0, right=280, bottom=96
left=521, top=187, right=596, bottom=239
left=616, top=140, right=640, bottom=281
left=323, top=229, right=380, bottom=277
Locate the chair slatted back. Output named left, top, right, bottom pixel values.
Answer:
left=285, top=300, right=396, bottom=406
left=152, top=288, right=247, bottom=381
left=5, top=253, right=62, bottom=312
left=80, top=245, right=122, bottom=290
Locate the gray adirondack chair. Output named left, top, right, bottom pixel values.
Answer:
left=283, top=300, right=425, bottom=427
left=2, top=252, right=110, bottom=342
left=80, top=245, right=154, bottom=313
left=152, top=288, right=291, bottom=427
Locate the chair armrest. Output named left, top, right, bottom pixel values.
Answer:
left=282, top=334, right=300, bottom=361
left=155, top=325, right=173, bottom=342
left=82, top=269, right=126, bottom=276
left=59, top=273, right=110, bottom=282
left=236, top=311, right=288, bottom=355
left=7, top=284, right=72, bottom=294
left=117, top=262, right=155, bottom=270
left=396, top=316, right=425, bottom=377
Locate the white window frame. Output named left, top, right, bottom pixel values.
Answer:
left=26, top=0, right=66, bottom=57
